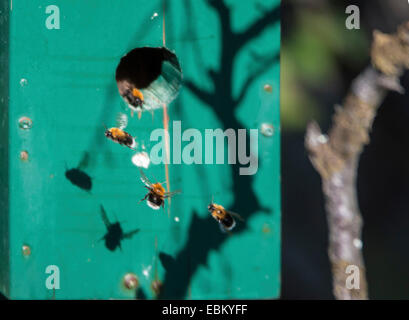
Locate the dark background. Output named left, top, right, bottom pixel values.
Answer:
left=282, top=0, right=409, bottom=299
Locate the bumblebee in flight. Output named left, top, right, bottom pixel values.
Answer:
left=139, top=169, right=181, bottom=210
left=104, top=112, right=136, bottom=150
left=117, top=85, right=145, bottom=112
left=208, top=202, right=244, bottom=232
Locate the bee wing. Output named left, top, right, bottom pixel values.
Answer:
left=100, top=205, right=111, bottom=228
left=218, top=222, right=228, bottom=233
left=116, top=112, right=128, bottom=130
left=126, top=143, right=137, bottom=151
left=163, top=189, right=182, bottom=198
left=139, top=168, right=153, bottom=187
left=226, top=210, right=245, bottom=222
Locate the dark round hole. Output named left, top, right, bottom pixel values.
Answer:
left=115, top=47, right=182, bottom=112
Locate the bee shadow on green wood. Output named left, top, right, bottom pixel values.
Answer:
left=99, top=205, right=140, bottom=252
left=136, top=288, right=148, bottom=299
left=65, top=153, right=93, bottom=192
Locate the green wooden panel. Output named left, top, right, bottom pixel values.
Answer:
left=0, top=0, right=280, bottom=299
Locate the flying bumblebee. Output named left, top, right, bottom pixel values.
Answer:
left=139, top=169, right=181, bottom=210
left=208, top=202, right=244, bottom=232
left=104, top=112, right=136, bottom=150
left=117, top=81, right=159, bottom=119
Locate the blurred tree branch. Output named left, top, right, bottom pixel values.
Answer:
left=305, top=22, right=409, bottom=300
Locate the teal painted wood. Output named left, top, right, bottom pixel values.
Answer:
left=1, top=0, right=280, bottom=299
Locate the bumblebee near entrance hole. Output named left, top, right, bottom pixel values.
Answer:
left=115, top=47, right=182, bottom=114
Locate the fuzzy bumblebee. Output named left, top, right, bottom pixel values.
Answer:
left=208, top=203, right=244, bottom=232
left=104, top=127, right=135, bottom=150
left=139, top=169, right=180, bottom=210
left=104, top=112, right=136, bottom=150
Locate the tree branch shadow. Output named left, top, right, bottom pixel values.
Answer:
left=158, top=0, right=280, bottom=299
